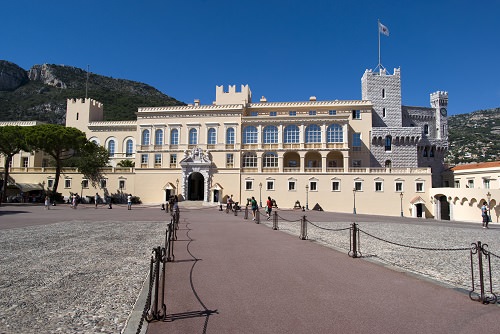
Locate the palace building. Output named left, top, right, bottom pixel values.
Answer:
left=1, top=67, right=453, bottom=218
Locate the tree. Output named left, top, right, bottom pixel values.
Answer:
left=68, top=141, right=109, bottom=187
left=117, top=159, right=135, bottom=167
left=0, top=126, right=29, bottom=203
left=26, top=124, right=107, bottom=195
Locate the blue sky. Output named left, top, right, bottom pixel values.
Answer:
left=3, top=0, right=499, bottom=115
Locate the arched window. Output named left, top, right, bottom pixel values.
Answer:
left=263, top=125, right=278, bottom=144
left=423, top=148, right=428, bottom=157
left=189, top=128, right=198, bottom=145
left=142, top=129, right=150, bottom=145
left=108, top=140, right=115, bottom=157
left=226, top=128, right=235, bottom=144
left=170, top=129, right=179, bottom=145
left=305, top=124, right=321, bottom=143
left=385, top=135, right=392, bottom=151
left=155, top=129, right=163, bottom=145
left=284, top=125, right=300, bottom=143
left=263, top=152, right=278, bottom=168
left=385, top=160, right=392, bottom=168
left=327, top=124, right=343, bottom=143
left=126, top=139, right=133, bottom=157
left=382, top=88, right=385, bottom=98
left=207, top=128, right=216, bottom=145
left=430, top=147, right=435, bottom=157
left=243, top=126, right=258, bottom=144
left=242, top=152, right=257, bottom=167
left=424, top=124, right=429, bottom=135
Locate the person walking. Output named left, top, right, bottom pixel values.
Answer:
left=127, top=194, right=132, bottom=210
left=481, top=201, right=489, bottom=228
left=44, top=195, right=50, bottom=210
left=94, top=193, right=99, bottom=209
left=251, top=196, right=258, bottom=220
left=266, top=196, right=273, bottom=220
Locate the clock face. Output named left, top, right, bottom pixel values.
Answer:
left=440, top=108, right=447, bottom=116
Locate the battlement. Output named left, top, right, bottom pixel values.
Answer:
left=215, top=84, right=252, bottom=105
left=430, top=91, right=448, bottom=107
left=67, top=98, right=104, bottom=109
left=363, top=67, right=401, bottom=77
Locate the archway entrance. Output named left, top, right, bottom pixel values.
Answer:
left=439, top=195, right=450, bottom=220
left=188, top=172, right=204, bottom=201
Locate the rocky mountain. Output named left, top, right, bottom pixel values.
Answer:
left=446, top=108, right=500, bottom=165
left=0, top=60, right=184, bottom=124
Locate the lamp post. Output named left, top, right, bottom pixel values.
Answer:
left=353, top=188, right=357, bottom=214
left=487, top=191, right=492, bottom=220
left=400, top=192, right=404, bottom=217
left=305, top=184, right=309, bottom=210
left=259, top=182, right=262, bottom=207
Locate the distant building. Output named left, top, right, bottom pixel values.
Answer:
left=1, top=67, right=469, bottom=220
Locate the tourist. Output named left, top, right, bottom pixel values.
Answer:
left=127, top=194, right=132, bottom=210
left=266, top=196, right=273, bottom=220
left=481, top=201, right=489, bottom=228
left=251, top=196, right=258, bottom=220
left=44, top=195, right=50, bottom=210
left=94, top=193, right=99, bottom=209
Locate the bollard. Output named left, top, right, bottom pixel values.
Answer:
left=272, top=211, right=278, bottom=230
left=348, top=223, right=361, bottom=258
left=256, top=209, right=260, bottom=224
left=469, top=241, right=498, bottom=304
left=219, top=204, right=223, bottom=211
left=244, top=206, right=249, bottom=220
left=299, top=215, right=307, bottom=239
left=234, top=206, right=238, bottom=216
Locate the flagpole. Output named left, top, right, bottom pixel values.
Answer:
left=377, top=19, right=381, bottom=70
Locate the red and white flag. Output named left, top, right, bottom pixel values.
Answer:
left=379, top=21, right=389, bottom=36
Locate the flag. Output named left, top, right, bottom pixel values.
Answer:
left=379, top=21, right=389, bottom=36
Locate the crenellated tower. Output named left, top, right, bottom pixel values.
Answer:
left=430, top=91, right=448, bottom=141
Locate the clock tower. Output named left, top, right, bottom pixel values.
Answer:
left=430, top=91, right=448, bottom=140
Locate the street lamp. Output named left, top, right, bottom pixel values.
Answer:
left=259, top=182, right=262, bottom=207
left=353, top=188, right=357, bottom=214
left=305, top=184, right=309, bottom=210
left=487, top=191, right=492, bottom=219
left=400, top=192, right=404, bottom=217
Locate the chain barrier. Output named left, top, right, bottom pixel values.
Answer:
left=358, top=228, right=470, bottom=252
left=276, top=213, right=302, bottom=222
left=306, top=219, right=351, bottom=232
left=469, top=241, right=498, bottom=304
left=136, top=250, right=158, bottom=334
left=489, top=250, right=500, bottom=260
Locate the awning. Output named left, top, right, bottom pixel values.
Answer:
left=15, top=183, right=44, bottom=192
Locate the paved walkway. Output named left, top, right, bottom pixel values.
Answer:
left=145, top=206, right=500, bottom=334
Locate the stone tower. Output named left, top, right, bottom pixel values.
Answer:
left=361, top=68, right=402, bottom=127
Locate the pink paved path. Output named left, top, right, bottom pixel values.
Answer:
left=146, top=206, right=500, bottom=334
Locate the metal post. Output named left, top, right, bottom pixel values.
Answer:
left=349, top=223, right=360, bottom=258
left=244, top=206, right=249, bottom=220
left=400, top=192, right=404, bottom=217
left=299, top=215, right=307, bottom=240
left=305, top=184, right=309, bottom=210
left=353, top=188, right=357, bottom=214
left=259, top=182, right=262, bottom=208
left=256, top=209, right=260, bottom=224
left=272, top=211, right=278, bottom=230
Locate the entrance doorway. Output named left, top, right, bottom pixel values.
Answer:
left=416, top=203, right=423, bottom=218
left=439, top=195, right=450, bottom=220
left=188, top=172, right=204, bottom=201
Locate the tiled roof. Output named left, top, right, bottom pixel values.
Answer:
left=452, top=161, right=500, bottom=171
